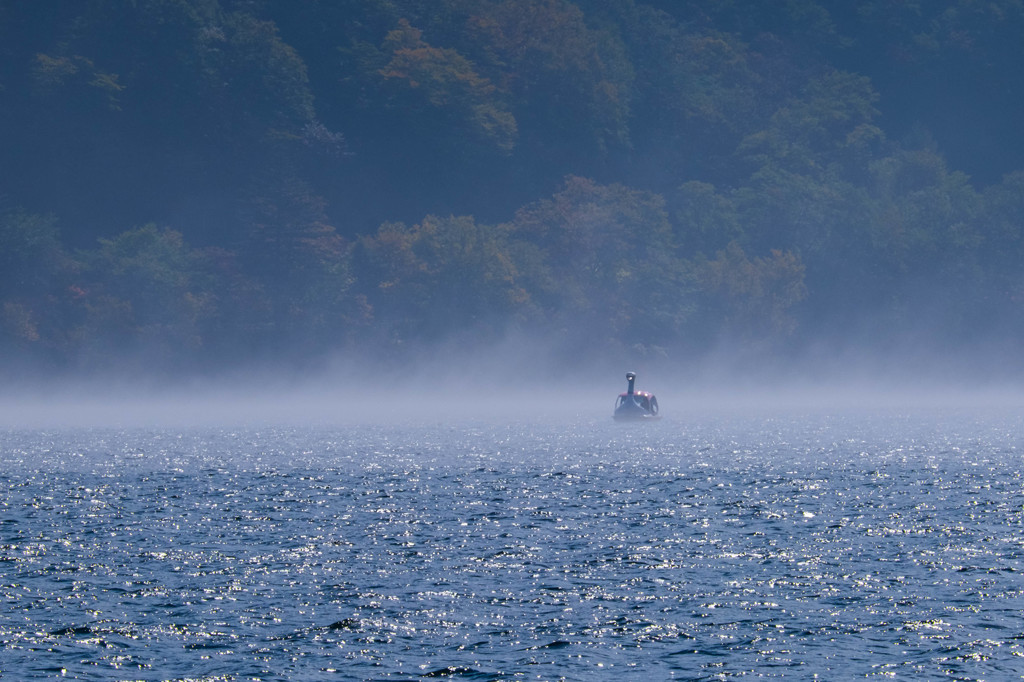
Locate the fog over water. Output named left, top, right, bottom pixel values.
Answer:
left=4, top=312, right=1024, bottom=429
left=5, top=349, right=1024, bottom=430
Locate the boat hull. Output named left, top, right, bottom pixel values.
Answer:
left=613, top=413, right=661, bottom=422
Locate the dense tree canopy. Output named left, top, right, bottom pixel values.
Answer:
left=2, top=0, right=1024, bottom=379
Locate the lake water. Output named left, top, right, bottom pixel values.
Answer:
left=2, top=407, right=1024, bottom=680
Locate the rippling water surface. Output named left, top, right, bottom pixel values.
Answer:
left=3, top=409, right=1024, bottom=680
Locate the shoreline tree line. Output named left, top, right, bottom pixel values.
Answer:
left=2, top=0, right=1023, bottom=378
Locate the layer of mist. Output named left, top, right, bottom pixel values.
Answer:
left=5, top=337, right=1024, bottom=429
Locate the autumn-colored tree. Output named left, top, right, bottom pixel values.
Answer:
left=358, top=214, right=530, bottom=345
left=377, top=19, right=516, bottom=152
left=670, top=181, right=744, bottom=255
left=696, top=241, right=807, bottom=340
left=738, top=69, right=883, bottom=178
left=31, top=53, right=124, bottom=111
left=867, top=147, right=981, bottom=281
left=508, top=176, right=692, bottom=356
left=980, top=171, right=1024, bottom=275
left=465, top=0, right=633, bottom=154
left=76, top=226, right=215, bottom=363
left=239, top=172, right=366, bottom=355
left=0, top=210, right=79, bottom=364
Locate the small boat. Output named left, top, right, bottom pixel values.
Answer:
left=613, top=372, right=660, bottom=421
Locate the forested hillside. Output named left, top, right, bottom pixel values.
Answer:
left=3, top=0, right=1024, bottom=380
